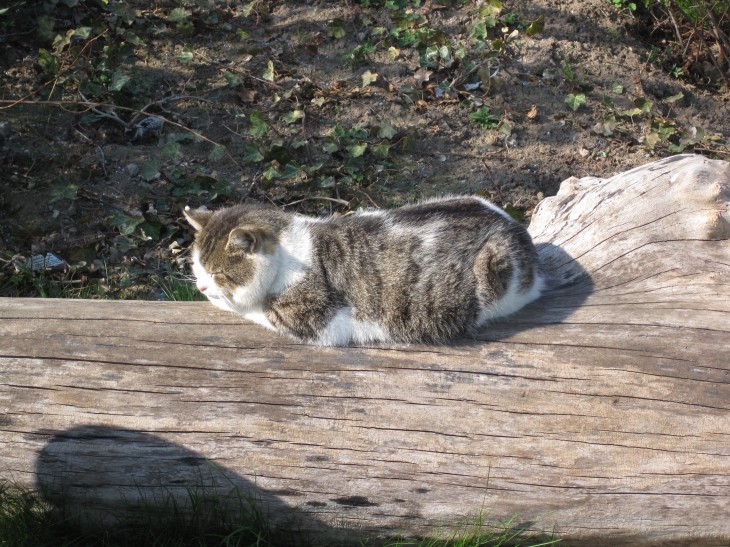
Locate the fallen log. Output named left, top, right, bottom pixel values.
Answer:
left=1, top=154, right=729, bottom=545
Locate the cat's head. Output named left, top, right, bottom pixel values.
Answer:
left=184, top=205, right=284, bottom=313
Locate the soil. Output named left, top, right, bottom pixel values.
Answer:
left=1, top=0, right=728, bottom=298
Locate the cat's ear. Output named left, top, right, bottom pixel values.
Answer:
left=226, top=227, right=262, bottom=254
left=184, top=206, right=212, bottom=231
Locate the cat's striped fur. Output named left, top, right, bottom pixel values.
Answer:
left=185, top=197, right=543, bottom=345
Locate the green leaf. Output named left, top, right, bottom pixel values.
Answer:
left=109, top=210, right=144, bottom=236
left=248, top=111, right=269, bottom=139
left=347, top=143, right=368, bottom=157
left=48, top=179, right=78, bottom=203
left=635, top=97, right=653, bottom=113
left=224, top=71, right=243, bottom=88
left=37, top=16, right=55, bottom=42
left=362, top=70, right=378, bottom=87
left=644, top=132, right=661, bottom=151
left=329, top=18, right=346, bottom=39
left=378, top=119, right=397, bottom=140
left=139, top=220, right=161, bottom=241
left=262, top=164, right=280, bottom=181
left=503, top=204, right=525, bottom=222
left=525, top=14, right=544, bottom=37
left=208, top=145, right=226, bottom=161
left=282, top=109, right=305, bottom=124
left=242, top=143, right=265, bottom=163
left=177, top=48, right=194, bottom=64
left=662, top=91, right=684, bottom=104
left=140, top=160, right=160, bottom=181
left=73, top=26, right=92, bottom=40
left=262, top=60, right=275, bottom=82
left=280, top=163, right=301, bottom=179
left=112, top=234, right=135, bottom=253
left=323, top=140, right=339, bottom=154
left=372, top=143, right=390, bottom=158
left=565, top=93, right=587, bottom=111
left=168, top=8, right=190, bottom=23
left=37, top=49, right=59, bottom=75
left=163, top=142, right=184, bottom=161
left=241, top=1, right=257, bottom=17
left=594, top=116, right=617, bottom=136
left=110, top=71, right=131, bottom=92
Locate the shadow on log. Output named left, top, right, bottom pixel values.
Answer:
left=1, top=154, right=729, bottom=546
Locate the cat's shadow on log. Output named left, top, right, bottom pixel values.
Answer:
left=469, top=243, right=593, bottom=344
left=36, top=426, right=336, bottom=545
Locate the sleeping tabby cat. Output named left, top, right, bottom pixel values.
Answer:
left=184, top=197, right=543, bottom=345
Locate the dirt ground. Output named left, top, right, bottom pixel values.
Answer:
left=1, top=0, right=728, bottom=298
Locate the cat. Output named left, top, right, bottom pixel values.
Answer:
left=184, top=196, right=543, bottom=346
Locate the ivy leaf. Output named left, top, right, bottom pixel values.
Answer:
left=282, top=109, right=305, bottom=124
left=262, top=164, right=280, bottom=181
left=323, top=140, right=339, bottom=154
left=262, top=60, right=275, bottom=82
left=37, top=49, right=59, bottom=75
left=242, top=143, right=264, bottom=163
left=280, top=163, right=301, bottom=179
left=168, top=8, right=190, bottom=23
left=329, top=18, right=345, bottom=39
left=503, top=204, right=525, bottom=223
left=109, top=210, right=145, bottom=236
left=662, top=91, right=684, bottom=104
left=110, top=71, right=131, bottom=92
left=565, top=93, right=587, bottom=111
left=248, top=111, right=268, bottom=139
left=378, top=119, right=397, bottom=140
left=163, top=142, right=184, bottom=162
left=73, top=26, right=92, bottom=39
left=140, top=160, right=160, bottom=181
left=347, top=143, right=368, bottom=157
left=635, top=97, right=653, bottom=113
left=177, top=48, right=194, bottom=64
left=644, top=132, right=661, bottom=151
left=362, top=70, right=378, bottom=87
left=208, top=145, right=226, bottom=161
left=224, top=71, right=243, bottom=88
left=372, top=143, right=390, bottom=158
left=241, top=1, right=257, bottom=17
left=48, top=179, right=78, bottom=203
left=525, top=14, right=544, bottom=37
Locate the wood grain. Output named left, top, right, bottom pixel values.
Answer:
left=1, top=154, right=729, bottom=545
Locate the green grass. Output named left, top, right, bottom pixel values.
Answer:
left=0, top=481, right=559, bottom=547
left=157, top=268, right=206, bottom=302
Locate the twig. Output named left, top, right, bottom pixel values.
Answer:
left=281, top=196, right=351, bottom=208
left=78, top=91, right=130, bottom=128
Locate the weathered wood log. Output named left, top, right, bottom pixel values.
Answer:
left=1, top=154, right=729, bottom=545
